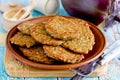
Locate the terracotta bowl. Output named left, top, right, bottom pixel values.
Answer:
left=6, top=16, right=106, bottom=70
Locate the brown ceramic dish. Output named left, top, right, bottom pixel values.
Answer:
left=6, top=16, right=106, bottom=70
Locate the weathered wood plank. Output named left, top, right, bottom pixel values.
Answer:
left=25, top=78, right=57, bottom=80
left=0, top=33, right=7, bottom=46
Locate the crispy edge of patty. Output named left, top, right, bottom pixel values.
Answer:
left=43, top=45, right=84, bottom=63
left=45, top=16, right=82, bottom=40
left=19, top=46, right=55, bottom=64
left=10, top=32, right=36, bottom=48
left=17, top=21, right=35, bottom=35
left=62, top=19, right=95, bottom=54
left=30, top=22, right=64, bottom=46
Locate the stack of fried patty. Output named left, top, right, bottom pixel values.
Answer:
left=10, top=16, right=95, bottom=64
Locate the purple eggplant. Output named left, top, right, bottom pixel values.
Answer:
left=62, top=0, right=110, bottom=25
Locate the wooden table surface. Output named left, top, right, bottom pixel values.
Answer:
left=0, top=0, right=120, bottom=80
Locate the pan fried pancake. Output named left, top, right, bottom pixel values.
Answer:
left=45, top=16, right=81, bottom=40
left=17, top=21, right=34, bottom=35
left=43, top=45, right=84, bottom=63
left=20, top=46, right=55, bottom=64
left=62, top=19, right=95, bottom=54
left=30, top=22, right=64, bottom=46
left=10, top=32, right=36, bottom=48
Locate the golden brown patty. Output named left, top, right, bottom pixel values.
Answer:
left=19, top=46, right=55, bottom=64
left=30, top=22, right=64, bottom=46
left=17, top=21, right=35, bottom=35
left=10, top=32, right=36, bottom=48
left=43, top=45, right=84, bottom=63
left=62, top=19, right=95, bottom=54
left=45, top=16, right=81, bottom=40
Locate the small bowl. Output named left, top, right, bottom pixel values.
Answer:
left=6, top=16, right=106, bottom=70
left=2, top=8, right=32, bottom=32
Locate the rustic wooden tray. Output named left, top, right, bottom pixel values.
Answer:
left=4, top=51, right=108, bottom=77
